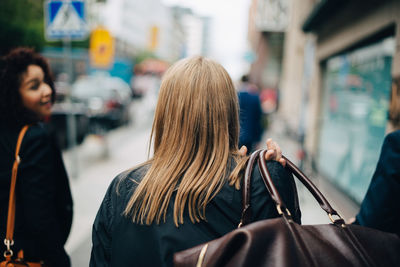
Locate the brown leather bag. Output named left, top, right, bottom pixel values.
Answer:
left=173, top=150, right=400, bottom=267
left=1, top=126, right=45, bottom=267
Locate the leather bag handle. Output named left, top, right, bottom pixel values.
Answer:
left=283, top=155, right=339, bottom=216
left=239, top=150, right=261, bottom=227
left=257, top=150, right=344, bottom=223
left=4, top=125, right=29, bottom=258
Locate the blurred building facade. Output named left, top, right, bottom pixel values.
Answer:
left=250, top=0, right=400, bottom=203
left=43, top=1, right=213, bottom=83
left=247, top=0, right=289, bottom=92
left=171, top=6, right=211, bottom=58
left=94, top=1, right=211, bottom=62
left=102, top=0, right=178, bottom=61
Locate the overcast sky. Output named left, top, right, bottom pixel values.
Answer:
left=162, top=0, right=251, bottom=81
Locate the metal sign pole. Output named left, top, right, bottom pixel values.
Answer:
left=45, top=0, right=87, bottom=179
left=63, top=36, right=78, bottom=178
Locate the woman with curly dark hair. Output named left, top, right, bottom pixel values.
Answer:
left=0, top=47, right=73, bottom=266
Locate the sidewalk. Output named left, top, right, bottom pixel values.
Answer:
left=261, top=114, right=359, bottom=224
left=62, top=100, right=154, bottom=266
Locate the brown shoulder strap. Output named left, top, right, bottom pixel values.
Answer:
left=4, top=125, right=29, bottom=255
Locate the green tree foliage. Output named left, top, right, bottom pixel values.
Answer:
left=0, top=0, right=89, bottom=56
left=0, top=0, right=46, bottom=55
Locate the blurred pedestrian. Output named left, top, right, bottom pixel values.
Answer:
left=238, top=74, right=263, bottom=152
left=90, top=56, right=300, bottom=267
left=0, top=47, right=73, bottom=266
left=353, top=129, right=400, bottom=236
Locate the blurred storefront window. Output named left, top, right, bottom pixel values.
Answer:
left=317, top=37, right=395, bottom=202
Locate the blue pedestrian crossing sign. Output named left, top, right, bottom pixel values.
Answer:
left=45, top=0, right=88, bottom=40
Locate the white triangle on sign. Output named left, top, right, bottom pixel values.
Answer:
left=48, top=2, right=86, bottom=33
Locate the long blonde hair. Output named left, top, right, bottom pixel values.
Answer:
left=124, top=56, right=247, bottom=226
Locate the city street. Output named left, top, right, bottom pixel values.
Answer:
left=62, top=100, right=153, bottom=266
left=1, top=0, right=399, bottom=266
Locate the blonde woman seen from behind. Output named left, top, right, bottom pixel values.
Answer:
left=90, top=57, right=301, bottom=267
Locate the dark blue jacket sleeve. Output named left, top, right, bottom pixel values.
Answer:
left=355, top=130, right=400, bottom=236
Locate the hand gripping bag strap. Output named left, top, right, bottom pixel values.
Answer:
left=4, top=125, right=29, bottom=258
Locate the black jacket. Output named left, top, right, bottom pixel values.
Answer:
left=90, top=160, right=301, bottom=267
left=0, top=123, right=73, bottom=266
left=355, top=130, right=400, bottom=236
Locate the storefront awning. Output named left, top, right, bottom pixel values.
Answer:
left=302, top=0, right=348, bottom=32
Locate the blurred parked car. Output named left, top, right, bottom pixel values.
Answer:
left=49, top=80, right=90, bottom=149
left=50, top=102, right=90, bottom=149
left=71, top=75, right=132, bottom=130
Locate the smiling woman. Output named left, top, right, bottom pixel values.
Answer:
left=19, top=65, right=53, bottom=120
left=0, top=47, right=73, bottom=267
left=0, top=48, right=56, bottom=126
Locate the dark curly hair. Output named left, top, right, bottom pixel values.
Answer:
left=0, top=47, right=56, bottom=127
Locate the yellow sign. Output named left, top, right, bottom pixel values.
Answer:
left=90, top=27, right=114, bottom=68
left=149, top=25, right=159, bottom=51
